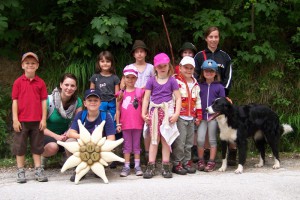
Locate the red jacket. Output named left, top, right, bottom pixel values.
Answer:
left=175, top=74, right=202, bottom=120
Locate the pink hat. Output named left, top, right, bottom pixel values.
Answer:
left=123, top=65, right=138, bottom=77
left=153, top=53, right=170, bottom=67
left=22, top=52, right=39, bottom=63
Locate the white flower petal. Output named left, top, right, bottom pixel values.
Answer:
left=101, top=138, right=124, bottom=152
left=75, top=162, right=88, bottom=173
left=78, top=119, right=91, bottom=143
left=73, top=152, right=80, bottom=157
left=97, top=137, right=106, bottom=147
left=91, top=120, right=105, bottom=144
left=100, top=152, right=125, bottom=163
left=99, top=158, right=108, bottom=166
left=57, top=141, right=79, bottom=154
left=91, top=162, right=108, bottom=184
left=75, top=165, right=90, bottom=184
left=61, top=155, right=81, bottom=172
left=78, top=139, right=84, bottom=146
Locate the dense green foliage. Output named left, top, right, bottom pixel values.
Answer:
left=0, top=0, right=299, bottom=157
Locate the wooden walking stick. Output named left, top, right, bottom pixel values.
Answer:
left=161, top=15, right=175, bottom=66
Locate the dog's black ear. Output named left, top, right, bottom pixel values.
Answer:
left=223, top=100, right=232, bottom=113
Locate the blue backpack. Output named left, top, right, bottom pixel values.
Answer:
left=80, top=109, right=107, bottom=122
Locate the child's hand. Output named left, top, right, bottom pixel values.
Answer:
left=116, top=125, right=122, bottom=133
left=169, top=114, right=179, bottom=124
left=142, top=114, right=150, bottom=125
left=56, top=134, right=67, bottom=141
left=13, top=120, right=22, bottom=132
left=39, top=120, right=46, bottom=131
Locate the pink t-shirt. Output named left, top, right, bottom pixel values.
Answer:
left=119, top=88, right=144, bottom=130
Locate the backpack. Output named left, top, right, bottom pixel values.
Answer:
left=80, top=109, right=107, bottom=123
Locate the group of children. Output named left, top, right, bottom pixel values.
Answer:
left=12, top=39, right=226, bottom=183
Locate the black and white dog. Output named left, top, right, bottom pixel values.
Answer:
left=206, top=97, right=293, bottom=174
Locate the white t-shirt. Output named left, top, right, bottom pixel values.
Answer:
left=127, top=63, right=154, bottom=88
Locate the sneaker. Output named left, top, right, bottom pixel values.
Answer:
left=162, top=162, right=173, bottom=178
left=172, top=162, right=187, bottom=175
left=70, top=171, right=76, bottom=182
left=35, top=167, right=48, bottom=182
left=183, top=160, right=196, bottom=174
left=41, top=156, right=48, bottom=169
left=120, top=167, right=130, bottom=177
left=16, top=168, right=26, bottom=183
left=204, top=160, right=216, bottom=172
left=197, top=159, right=206, bottom=171
left=143, top=163, right=155, bottom=179
left=134, top=166, right=143, bottom=176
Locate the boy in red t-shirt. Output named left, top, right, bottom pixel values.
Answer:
left=12, top=52, right=48, bottom=183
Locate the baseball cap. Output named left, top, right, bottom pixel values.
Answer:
left=153, top=53, right=170, bottom=67
left=201, top=59, right=218, bottom=71
left=84, top=89, right=101, bottom=100
left=180, top=56, right=195, bottom=68
left=22, top=52, right=39, bottom=63
left=123, top=65, right=138, bottom=77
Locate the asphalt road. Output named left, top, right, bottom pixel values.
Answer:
left=1, top=158, right=300, bottom=200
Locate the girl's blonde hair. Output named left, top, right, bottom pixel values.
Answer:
left=199, top=70, right=221, bottom=83
left=95, top=51, right=116, bottom=74
left=154, top=63, right=174, bottom=77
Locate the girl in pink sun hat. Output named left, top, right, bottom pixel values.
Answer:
left=142, top=53, right=181, bottom=179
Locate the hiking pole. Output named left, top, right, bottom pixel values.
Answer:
left=161, top=15, right=175, bottom=66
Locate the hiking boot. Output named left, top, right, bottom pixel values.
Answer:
left=143, top=162, right=155, bottom=179
left=35, top=167, right=48, bottom=182
left=183, top=160, right=196, bottom=174
left=70, top=171, right=86, bottom=182
left=162, top=162, right=173, bottom=178
left=191, top=146, right=199, bottom=163
left=70, top=171, right=76, bottom=182
left=16, top=168, right=26, bottom=183
left=172, top=162, right=187, bottom=175
left=204, top=149, right=210, bottom=162
left=134, top=166, right=143, bottom=176
left=109, top=161, right=118, bottom=169
left=120, top=166, right=131, bottom=177
left=228, top=149, right=237, bottom=166
left=204, top=160, right=216, bottom=172
left=197, top=159, right=206, bottom=171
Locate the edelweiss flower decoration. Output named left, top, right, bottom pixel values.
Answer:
left=57, top=120, right=125, bottom=184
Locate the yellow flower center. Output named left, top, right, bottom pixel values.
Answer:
left=79, top=142, right=101, bottom=165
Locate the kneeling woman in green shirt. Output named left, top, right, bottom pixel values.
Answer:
left=42, top=73, right=82, bottom=167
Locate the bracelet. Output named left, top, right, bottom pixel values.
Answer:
left=116, top=124, right=122, bottom=126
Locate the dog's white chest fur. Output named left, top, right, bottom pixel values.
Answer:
left=216, top=115, right=237, bottom=143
